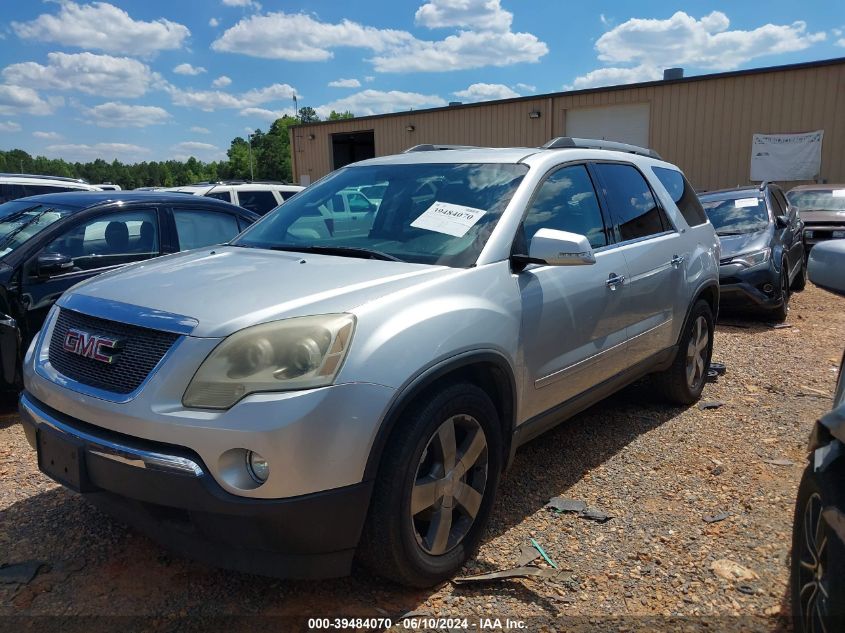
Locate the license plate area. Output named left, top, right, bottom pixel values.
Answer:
left=37, top=428, right=92, bottom=492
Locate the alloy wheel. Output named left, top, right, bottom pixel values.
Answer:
left=797, top=492, right=830, bottom=633
left=411, top=414, right=488, bottom=556
left=685, top=315, right=709, bottom=390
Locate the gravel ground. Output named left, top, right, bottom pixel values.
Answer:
left=1, top=284, right=843, bottom=632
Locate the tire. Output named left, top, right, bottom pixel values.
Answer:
left=357, top=382, right=502, bottom=587
left=769, top=261, right=790, bottom=322
left=654, top=299, right=714, bottom=405
left=792, top=256, right=808, bottom=292
left=790, top=461, right=845, bottom=633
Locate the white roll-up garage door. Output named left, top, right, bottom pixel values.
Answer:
left=565, top=103, right=650, bottom=147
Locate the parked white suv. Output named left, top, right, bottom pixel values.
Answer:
left=163, top=180, right=304, bottom=215
left=0, top=174, right=100, bottom=203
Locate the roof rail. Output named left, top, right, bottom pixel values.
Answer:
left=403, top=144, right=481, bottom=153
left=758, top=180, right=769, bottom=191
left=541, top=137, right=662, bottom=159
left=190, top=179, right=294, bottom=186
left=0, top=172, right=89, bottom=184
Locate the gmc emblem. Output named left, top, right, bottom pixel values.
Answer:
left=62, top=328, right=123, bottom=364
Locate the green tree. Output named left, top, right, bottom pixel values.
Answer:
left=328, top=110, right=354, bottom=120
left=297, top=106, right=320, bottom=123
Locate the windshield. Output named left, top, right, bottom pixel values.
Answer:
left=787, top=189, right=845, bottom=212
left=233, top=163, right=528, bottom=267
left=0, top=200, right=75, bottom=258
left=700, top=195, right=769, bottom=235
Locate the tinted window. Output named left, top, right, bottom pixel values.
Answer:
left=594, top=163, right=668, bottom=241
left=43, top=209, right=159, bottom=271
left=237, top=190, right=278, bottom=215
left=0, top=183, right=76, bottom=203
left=206, top=191, right=232, bottom=203
left=769, top=190, right=786, bottom=217
left=772, top=189, right=793, bottom=219
left=522, top=164, right=607, bottom=248
left=279, top=191, right=297, bottom=200
left=174, top=209, right=240, bottom=250
left=652, top=167, right=708, bottom=227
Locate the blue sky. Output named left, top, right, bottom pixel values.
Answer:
left=0, top=0, right=843, bottom=164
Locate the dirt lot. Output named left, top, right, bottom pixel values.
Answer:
left=1, top=284, right=843, bottom=631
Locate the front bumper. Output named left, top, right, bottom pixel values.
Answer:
left=717, top=262, right=782, bottom=311
left=19, top=392, right=373, bottom=578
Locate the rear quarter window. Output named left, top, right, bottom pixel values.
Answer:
left=652, top=167, right=708, bottom=227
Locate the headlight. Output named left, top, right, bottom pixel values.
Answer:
left=804, top=230, right=814, bottom=239
left=730, top=248, right=770, bottom=268
left=183, top=314, right=355, bottom=409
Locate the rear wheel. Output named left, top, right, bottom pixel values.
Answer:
left=358, top=383, right=502, bottom=587
left=654, top=300, right=714, bottom=405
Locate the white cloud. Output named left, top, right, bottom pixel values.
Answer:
left=0, top=120, right=21, bottom=133
left=212, top=12, right=412, bottom=61
left=837, top=38, right=845, bottom=47
left=514, top=82, right=536, bottom=92
left=170, top=141, right=226, bottom=161
left=173, top=63, right=207, bottom=76
left=364, top=75, right=375, bottom=82
left=239, top=106, right=294, bottom=121
left=595, top=11, right=825, bottom=70
left=415, top=0, right=512, bottom=32
left=209, top=17, right=219, bottom=27
left=12, top=1, right=190, bottom=56
left=600, top=14, right=611, bottom=27
left=0, top=85, right=56, bottom=116
left=222, top=0, right=261, bottom=8
left=328, top=78, right=361, bottom=88
left=45, top=142, right=151, bottom=162
left=190, top=126, right=210, bottom=134
left=315, top=89, right=446, bottom=118
left=84, top=102, right=171, bottom=128
left=33, top=131, right=63, bottom=140
left=2, top=52, right=157, bottom=99
left=166, top=82, right=297, bottom=111
left=453, top=82, right=519, bottom=102
left=212, top=75, right=232, bottom=88
left=212, top=9, right=547, bottom=73
left=564, top=64, right=663, bottom=90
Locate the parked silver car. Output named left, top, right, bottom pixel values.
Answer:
left=18, top=138, right=720, bottom=586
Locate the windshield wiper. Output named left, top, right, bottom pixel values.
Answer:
left=266, top=244, right=404, bottom=262
left=0, top=208, right=53, bottom=250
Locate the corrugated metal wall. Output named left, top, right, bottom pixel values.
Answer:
left=291, top=60, right=845, bottom=191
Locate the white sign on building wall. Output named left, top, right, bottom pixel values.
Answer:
left=750, top=130, right=823, bottom=181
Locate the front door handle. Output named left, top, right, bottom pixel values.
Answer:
left=671, top=255, right=685, bottom=267
left=606, top=273, right=625, bottom=288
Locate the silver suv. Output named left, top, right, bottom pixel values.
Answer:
left=18, top=138, right=719, bottom=587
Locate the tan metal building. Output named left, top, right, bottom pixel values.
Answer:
left=290, top=57, right=845, bottom=191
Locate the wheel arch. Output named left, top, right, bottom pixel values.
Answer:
left=363, top=351, right=517, bottom=481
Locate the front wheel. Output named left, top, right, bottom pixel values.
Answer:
left=358, top=383, right=502, bottom=587
left=792, top=256, right=808, bottom=292
left=654, top=300, right=714, bottom=405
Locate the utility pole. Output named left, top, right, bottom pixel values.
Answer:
left=247, top=132, right=254, bottom=181
left=293, top=94, right=299, bottom=122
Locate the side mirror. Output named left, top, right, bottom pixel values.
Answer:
left=37, top=252, right=74, bottom=278
left=519, top=228, right=596, bottom=266
left=808, top=240, right=845, bottom=296
left=775, top=215, right=789, bottom=229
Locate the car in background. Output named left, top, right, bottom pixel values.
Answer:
left=787, top=184, right=845, bottom=253
left=95, top=183, right=122, bottom=191
left=289, top=187, right=379, bottom=240
left=699, top=183, right=805, bottom=321
left=164, top=180, right=304, bottom=216
left=0, top=191, right=258, bottom=392
left=791, top=239, right=845, bottom=632
left=0, top=174, right=100, bottom=203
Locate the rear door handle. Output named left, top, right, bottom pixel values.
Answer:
left=671, top=255, right=685, bottom=267
left=606, top=273, right=625, bottom=288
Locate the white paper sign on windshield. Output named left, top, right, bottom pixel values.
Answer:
left=833, top=189, right=845, bottom=198
left=735, top=198, right=759, bottom=208
left=411, top=201, right=486, bottom=237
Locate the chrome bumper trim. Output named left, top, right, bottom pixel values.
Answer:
left=20, top=393, right=203, bottom=477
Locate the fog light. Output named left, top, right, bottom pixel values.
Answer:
left=763, top=283, right=774, bottom=294
left=246, top=451, right=269, bottom=483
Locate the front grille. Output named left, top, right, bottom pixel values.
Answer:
left=48, top=308, right=180, bottom=394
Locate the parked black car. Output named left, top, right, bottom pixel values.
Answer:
left=0, top=191, right=259, bottom=391
left=791, top=239, right=845, bottom=633
left=699, top=183, right=805, bottom=320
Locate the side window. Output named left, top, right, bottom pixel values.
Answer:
left=768, top=190, right=785, bottom=219
left=0, top=184, right=24, bottom=203
left=237, top=190, right=278, bottom=215
left=173, top=208, right=240, bottom=250
left=42, top=209, right=159, bottom=272
left=279, top=190, right=297, bottom=201
left=652, top=166, right=707, bottom=227
left=206, top=191, right=232, bottom=203
left=773, top=189, right=793, bottom=219
left=347, top=192, right=376, bottom=213
left=522, top=164, right=608, bottom=249
left=594, top=163, right=669, bottom=242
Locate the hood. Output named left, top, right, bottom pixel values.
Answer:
left=70, top=246, right=456, bottom=337
left=718, top=228, right=771, bottom=260
left=799, top=210, right=845, bottom=226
